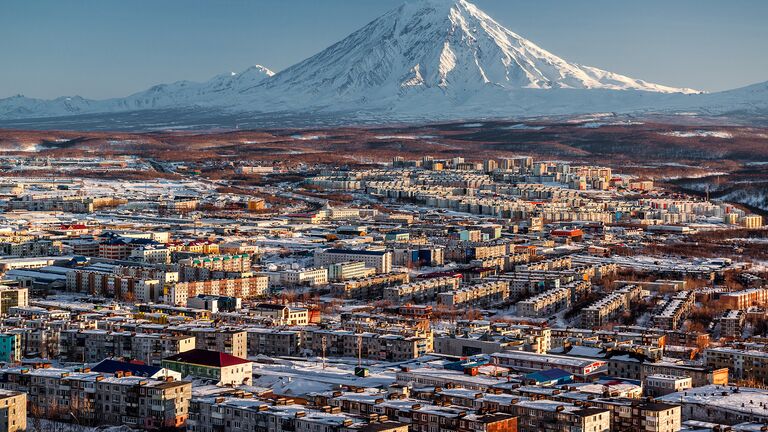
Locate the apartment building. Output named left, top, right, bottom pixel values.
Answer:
left=130, top=244, right=171, bottom=264
left=391, top=246, right=445, bottom=268
left=98, top=238, right=136, bottom=260
left=741, top=214, right=764, bottom=228
left=511, top=400, right=609, bottom=432
left=590, top=399, right=681, bottom=432
left=177, top=254, right=253, bottom=281
left=114, top=265, right=179, bottom=283
left=162, top=349, right=253, bottom=385
left=8, top=195, right=115, bottom=213
left=246, top=328, right=303, bottom=357
left=172, top=240, right=220, bottom=255
left=0, top=287, right=28, bottom=315
left=653, top=291, right=695, bottom=330
left=187, top=328, right=247, bottom=359
left=7, top=325, right=60, bottom=358
left=330, top=273, right=410, bottom=299
left=67, top=269, right=162, bottom=302
left=0, top=366, right=190, bottom=430
left=96, top=376, right=192, bottom=429
left=405, top=404, right=516, bottom=432
left=0, top=390, right=25, bottom=432
left=165, top=276, right=269, bottom=306
left=0, top=238, right=62, bottom=257
left=720, top=309, right=745, bottom=338
left=470, top=252, right=530, bottom=272
left=517, top=286, right=571, bottom=317
left=704, top=347, right=768, bottom=383
left=0, top=257, right=60, bottom=272
left=305, top=329, right=432, bottom=362
left=188, top=397, right=408, bottom=432
left=160, top=198, right=199, bottom=213
left=130, top=334, right=197, bottom=366
left=642, top=361, right=729, bottom=387
left=718, top=288, right=768, bottom=310
left=0, top=334, right=21, bottom=363
left=581, top=285, right=641, bottom=328
left=250, top=304, right=310, bottom=326
left=315, top=249, right=393, bottom=274
left=266, top=267, right=329, bottom=287
left=59, top=330, right=195, bottom=366
left=437, top=280, right=509, bottom=308
left=383, top=276, right=461, bottom=304
left=644, top=374, right=693, bottom=397
left=327, top=261, right=376, bottom=281
left=445, top=242, right=509, bottom=263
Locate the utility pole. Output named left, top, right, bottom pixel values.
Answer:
left=321, top=336, right=327, bottom=370
left=357, top=334, right=363, bottom=369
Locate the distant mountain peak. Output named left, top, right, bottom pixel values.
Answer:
left=260, top=0, right=698, bottom=110
left=2, top=0, right=763, bottom=128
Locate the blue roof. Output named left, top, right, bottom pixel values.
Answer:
left=91, top=359, right=164, bottom=377
left=524, top=368, right=573, bottom=383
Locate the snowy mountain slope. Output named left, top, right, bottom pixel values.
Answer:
left=252, top=0, right=697, bottom=111
left=680, top=81, right=768, bottom=114
left=0, top=65, right=274, bottom=119
left=0, top=0, right=765, bottom=126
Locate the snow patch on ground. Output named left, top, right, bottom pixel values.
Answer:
left=502, top=124, right=545, bottom=130
left=579, top=120, right=644, bottom=128
left=374, top=135, right=437, bottom=140
left=290, top=134, right=326, bottom=141
left=660, top=130, right=733, bottom=139
left=0, top=143, right=39, bottom=152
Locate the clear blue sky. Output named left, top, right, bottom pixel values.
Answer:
left=2, top=0, right=766, bottom=99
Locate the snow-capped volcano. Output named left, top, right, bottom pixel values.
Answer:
left=0, top=0, right=765, bottom=128
left=258, top=0, right=697, bottom=105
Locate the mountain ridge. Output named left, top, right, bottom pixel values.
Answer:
left=0, top=0, right=765, bottom=127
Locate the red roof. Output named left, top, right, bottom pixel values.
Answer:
left=551, top=229, right=584, bottom=237
left=60, top=224, right=87, bottom=230
left=163, top=349, right=250, bottom=367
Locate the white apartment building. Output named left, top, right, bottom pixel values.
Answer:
left=315, top=249, right=392, bottom=274
left=327, top=261, right=375, bottom=281
left=266, top=267, right=328, bottom=287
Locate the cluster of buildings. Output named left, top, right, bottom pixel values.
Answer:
left=0, top=153, right=764, bottom=431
